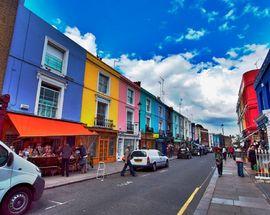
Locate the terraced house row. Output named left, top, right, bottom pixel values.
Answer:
left=0, top=0, right=196, bottom=164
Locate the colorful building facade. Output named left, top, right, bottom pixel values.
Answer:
left=237, top=69, right=259, bottom=144
left=116, top=77, right=140, bottom=161
left=255, top=50, right=270, bottom=150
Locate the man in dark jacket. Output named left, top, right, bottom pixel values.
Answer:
left=61, top=142, right=72, bottom=177
left=120, top=146, right=136, bottom=177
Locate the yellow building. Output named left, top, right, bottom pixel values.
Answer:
left=81, top=53, right=120, bottom=164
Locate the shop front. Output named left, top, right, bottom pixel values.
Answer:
left=2, top=112, right=97, bottom=176
left=116, top=132, right=140, bottom=161
left=88, top=128, right=118, bottom=164
left=141, top=132, right=156, bottom=149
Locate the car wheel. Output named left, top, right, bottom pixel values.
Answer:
left=165, top=160, right=169, bottom=168
left=1, top=186, right=32, bottom=215
left=152, top=163, right=157, bottom=172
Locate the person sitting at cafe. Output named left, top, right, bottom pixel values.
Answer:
left=36, top=144, right=44, bottom=156
left=42, top=145, right=55, bottom=157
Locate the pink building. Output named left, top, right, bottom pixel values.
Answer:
left=117, top=77, right=141, bottom=161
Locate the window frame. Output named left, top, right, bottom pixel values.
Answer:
left=146, top=116, right=151, bottom=127
left=34, top=74, right=65, bottom=119
left=146, top=98, right=151, bottom=113
left=41, top=36, right=69, bottom=76
left=95, top=96, right=110, bottom=120
left=126, top=109, right=134, bottom=124
left=158, top=105, right=162, bottom=116
left=97, top=71, right=110, bottom=95
left=127, top=88, right=135, bottom=106
left=0, top=145, right=9, bottom=167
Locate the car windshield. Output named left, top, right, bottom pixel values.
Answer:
left=131, top=151, right=147, bottom=157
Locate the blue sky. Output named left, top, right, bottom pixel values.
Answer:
left=25, top=0, right=270, bottom=134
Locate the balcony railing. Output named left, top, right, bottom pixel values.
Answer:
left=127, top=121, right=134, bottom=134
left=94, top=117, right=113, bottom=129
left=145, top=125, right=154, bottom=133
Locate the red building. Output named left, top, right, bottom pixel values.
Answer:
left=236, top=69, right=259, bottom=143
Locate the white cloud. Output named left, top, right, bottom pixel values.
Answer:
left=237, top=34, right=245, bottom=39
left=222, top=0, right=234, bottom=8
left=200, top=8, right=219, bottom=22
left=185, top=28, right=206, bottom=40
left=218, top=22, right=234, bottom=31
left=64, top=26, right=97, bottom=55
left=244, top=3, right=270, bottom=18
left=224, top=9, right=236, bottom=20
left=104, top=44, right=269, bottom=135
left=168, top=0, right=185, bottom=14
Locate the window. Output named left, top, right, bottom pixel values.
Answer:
left=42, top=37, right=69, bottom=75
left=146, top=116, right=151, bottom=127
left=98, top=73, right=110, bottom=94
left=96, top=101, right=108, bottom=125
left=37, top=82, right=60, bottom=118
left=109, top=137, right=115, bottom=156
left=158, top=105, right=162, bottom=116
left=0, top=145, right=8, bottom=166
left=146, top=98, right=151, bottom=112
left=127, top=110, right=134, bottom=131
left=127, top=89, right=134, bottom=105
left=131, top=151, right=147, bottom=158
left=159, top=121, right=163, bottom=130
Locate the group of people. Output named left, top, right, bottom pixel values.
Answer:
left=12, top=141, right=94, bottom=177
left=214, top=146, right=247, bottom=178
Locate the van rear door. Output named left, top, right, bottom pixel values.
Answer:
left=0, top=144, right=13, bottom=199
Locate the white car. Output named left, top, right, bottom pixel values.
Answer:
left=0, top=141, right=45, bottom=215
left=130, top=149, right=169, bottom=171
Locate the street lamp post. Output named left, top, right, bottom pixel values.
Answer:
left=138, top=102, right=142, bottom=149
left=221, top=123, right=224, bottom=147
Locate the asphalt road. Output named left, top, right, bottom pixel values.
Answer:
left=28, top=154, right=215, bottom=215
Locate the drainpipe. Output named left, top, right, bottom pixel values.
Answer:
left=0, top=94, right=10, bottom=140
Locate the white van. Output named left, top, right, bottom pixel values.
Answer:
left=0, top=141, right=45, bottom=215
left=130, top=149, right=169, bottom=171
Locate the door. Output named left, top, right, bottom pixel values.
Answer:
left=0, top=145, right=12, bottom=196
left=99, top=139, right=109, bottom=162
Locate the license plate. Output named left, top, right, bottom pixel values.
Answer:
left=134, top=159, right=142, bottom=162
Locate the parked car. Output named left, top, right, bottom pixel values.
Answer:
left=130, top=149, right=169, bottom=171
left=177, top=147, right=192, bottom=159
left=0, top=141, right=45, bottom=215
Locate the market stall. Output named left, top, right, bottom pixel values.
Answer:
left=2, top=112, right=98, bottom=176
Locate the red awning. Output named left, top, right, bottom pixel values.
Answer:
left=7, top=112, right=97, bottom=137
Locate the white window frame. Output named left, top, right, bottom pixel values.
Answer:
left=34, top=74, right=65, bottom=119
left=146, top=98, right=151, bottom=113
left=127, top=88, right=135, bottom=106
left=158, top=120, right=163, bottom=131
left=97, top=71, right=111, bottom=96
left=126, top=108, right=134, bottom=124
left=41, top=36, right=69, bottom=76
left=95, top=96, right=110, bottom=120
left=146, top=116, right=151, bottom=127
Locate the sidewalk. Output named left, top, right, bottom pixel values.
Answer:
left=44, top=156, right=177, bottom=189
left=195, top=158, right=270, bottom=215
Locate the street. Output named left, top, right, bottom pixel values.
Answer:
left=28, top=154, right=215, bottom=215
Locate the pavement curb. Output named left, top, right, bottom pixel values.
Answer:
left=45, top=157, right=177, bottom=190
left=194, top=169, right=218, bottom=215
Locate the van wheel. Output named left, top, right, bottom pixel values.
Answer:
left=1, top=186, right=32, bottom=215
left=152, top=163, right=157, bottom=172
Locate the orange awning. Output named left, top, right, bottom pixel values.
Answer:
left=7, top=112, right=97, bottom=137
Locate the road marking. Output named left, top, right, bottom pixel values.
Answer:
left=117, top=181, right=133, bottom=187
left=177, top=167, right=216, bottom=215
left=45, top=199, right=75, bottom=210
left=159, top=169, right=168, bottom=173
left=141, top=174, right=150, bottom=177
left=177, top=187, right=200, bottom=215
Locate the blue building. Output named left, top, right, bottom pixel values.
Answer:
left=2, top=0, right=87, bottom=122
left=254, top=49, right=270, bottom=150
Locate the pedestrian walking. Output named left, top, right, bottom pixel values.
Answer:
left=215, top=147, right=223, bottom=177
left=222, top=147, right=227, bottom=161
left=61, top=142, right=72, bottom=177
left=248, top=145, right=256, bottom=170
left=121, top=145, right=136, bottom=177
left=235, top=147, right=244, bottom=177
left=79, top=142, right=87, bottom=174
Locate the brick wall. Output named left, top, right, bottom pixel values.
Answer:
left=0, top=0, right=18, bottom=94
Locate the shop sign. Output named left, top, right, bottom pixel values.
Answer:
left=153, top=133, right=159, bottom=138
